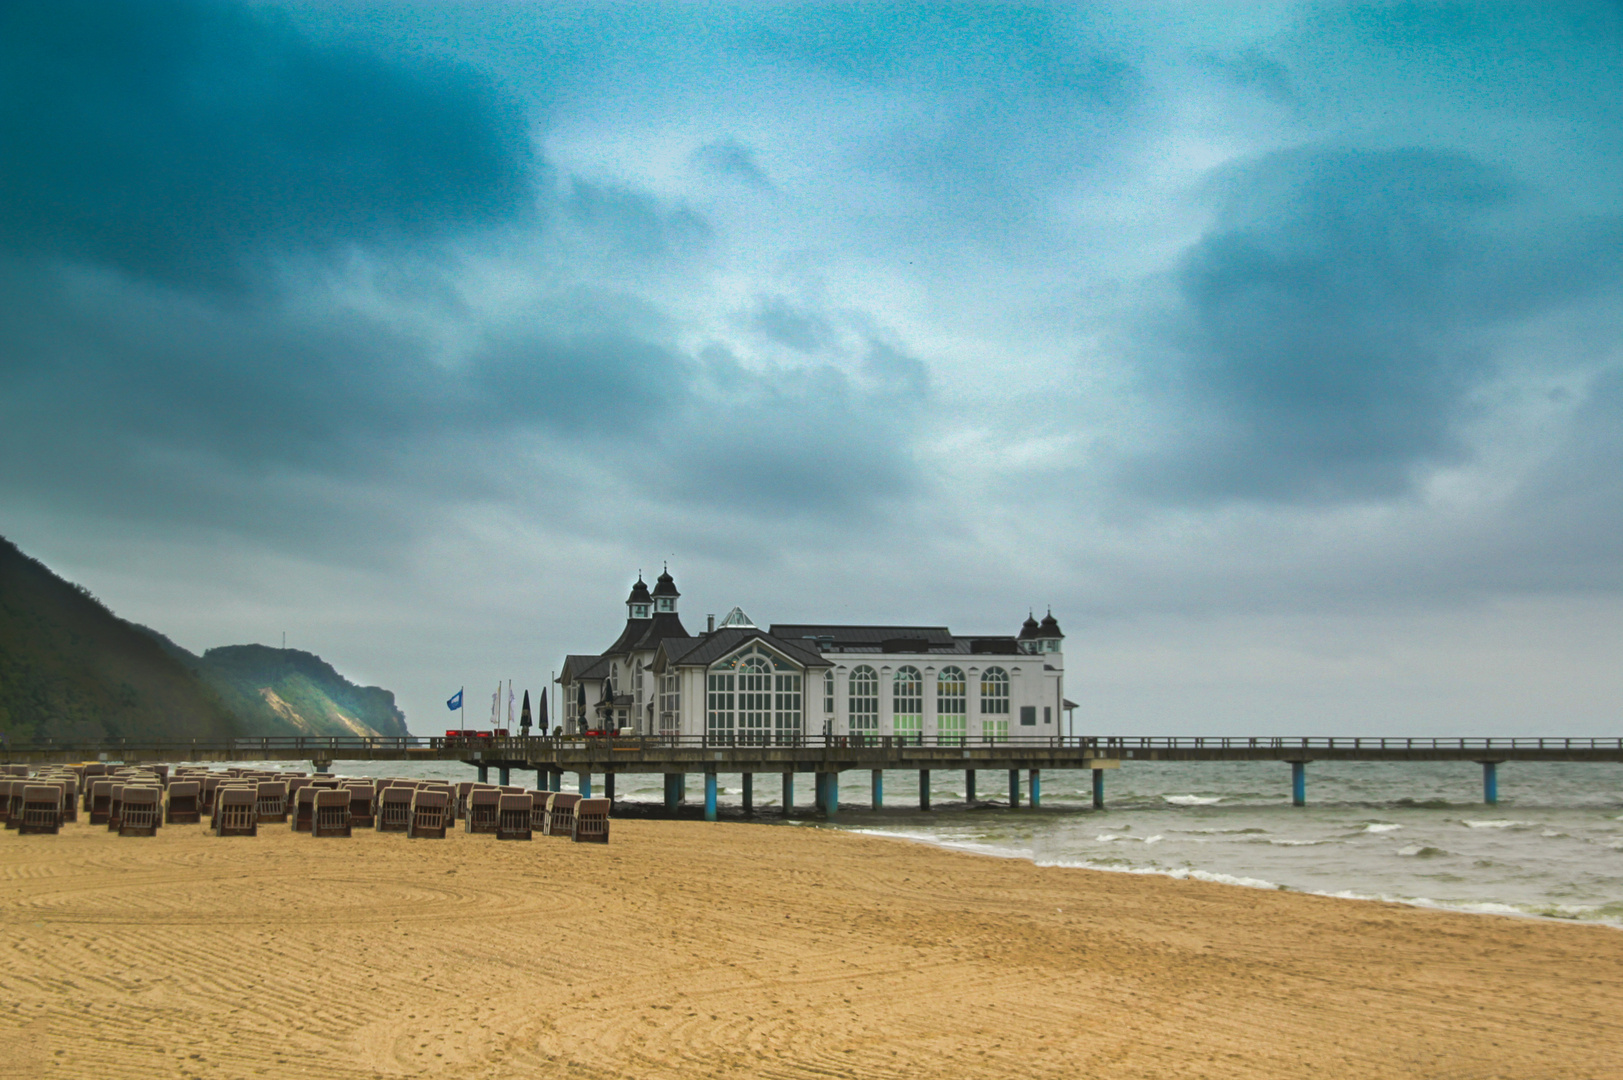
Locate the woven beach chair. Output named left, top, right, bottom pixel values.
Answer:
left=85, top=779, right=114, bottom=824
left=311, top=789, right=352, bottom=838
left=464, top=788, right=500, bottom=834
left=495, top=793, right=533, bottom=840
left=527, top=791, right=551, bottom=833
left=407, top=790, right=449, bottom=839
left=17, top=785, right=63, bottom=835
left=543, top=793, right=581, bottom=838
left=292, top=785, right=318, bottom=832
left=455, top=781, right=475, bottom=820
left=375, top=785, right=414, bottom=832
left=55, top=778, right=78, bottom=823
left=106, top=783, right=128, bottom=831
left=572, top=798, right=611, bottom=844
left=213, top=787, right=258, bottom=836
left=0, top=780, right=16, bottom=829
left=343, top=783, right=374, bottom=827
left=166, top=781, right=202, bottom=825
left=255, top=781, right=288, bottom=824
left=118, top=787, right=161, bottom=837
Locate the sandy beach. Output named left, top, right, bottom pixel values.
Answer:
left=2, top=817, right=1620, bottom=1079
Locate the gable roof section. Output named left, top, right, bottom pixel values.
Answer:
left=653, top=628, right=829, bottom=672
left=559, top=654, right=612, bottom=683
left=770, top=624, right=956, bottom=651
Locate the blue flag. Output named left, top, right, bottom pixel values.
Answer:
left=446, top=689, right=463, bottom=711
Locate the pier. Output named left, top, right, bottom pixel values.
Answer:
left=5, top=735, right=1619, bottom=817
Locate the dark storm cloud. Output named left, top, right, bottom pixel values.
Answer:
left=565, top=179, right=712, bottom=260
left=0, top=0, right=534, bottom=288
left=1122, top=146, right=1623, bottom=506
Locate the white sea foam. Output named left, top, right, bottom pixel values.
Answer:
left=1462, top=819, right=1534, bottom=829
left=1163, top=795, right=1223, bottom=806
left=1363, top=823, right=1403, bottom=833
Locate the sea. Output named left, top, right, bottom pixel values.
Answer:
left=223, top=757, right=1623, bottom=929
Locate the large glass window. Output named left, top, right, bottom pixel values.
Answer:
left=892, top=666, right=922, bottom=739
left=775, top=673, right=802, bottom=742
left=707, top=672, right=734, bottom=740
left=632, top=660, right=645, bottom=732
left=823, top=670, right=835, bottom=715
left=848, top=665, right=878, bottom=733
left=738, top=655, right=772, bottom=745
left=980, top=666, right=1009, bottom=742
left=659, top=671, right=680, bottom=735
left=937, top=666, right=966, bottom=745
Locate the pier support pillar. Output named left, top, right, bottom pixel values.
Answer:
left=817, top=772, right=839, bottom=820
left=1291, top=761, right=1306, bottom=807
left=477, top=764, right=488, bottom=784
left=499, top=766, right=510, bottom=787
left=742, top=773, right=753, bottom=815
left=920, top=770, right=931, bottom=811
left=782, top=772, right=794, bottom=817
left=704, top=770, right=718, bottom=822
left=579, top=772, right=592, bottom=798
left=605, top=771, right=615, bottom=802
left=1009, top=769, right=1020, bottom=808
left=664, top=773, right=684, bottom=812
left=1092, top=768, right=1105, bottom=810
left=1029, top=769, right=1041, bottom=809
left=872, top=769, right=884, bottom=810
left=537, top=767, right=548, bottom=792
left=965, top=769, right=976, bottom=804
left=549, top=770, right=562, bottom=793
left=1481, top=761, right=1499, bottom=805
left=312, top=760, right=332, bottom=775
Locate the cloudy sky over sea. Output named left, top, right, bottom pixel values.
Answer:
left=2, top=2, right=1620, bottom=734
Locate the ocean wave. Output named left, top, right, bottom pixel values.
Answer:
left=1462, top=819, right=1534, bottom=829
left=1162, top=795, right=1223, bottom=806
left=1269, top=838, right=1327, bottom=846
left=1397, top=845, right=1448, bottom=858
left=1184, top=826, right=1267, bottom=835
left=1363, top=823, right=1403, bottom=833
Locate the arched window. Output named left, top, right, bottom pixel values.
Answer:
left=892, top=666, right=922, bottom=739
left=775, top=671, right=802, bottom=742
left=632, top=660, right=645, bottom=733
left=823, top=670, right=835, bottom=715
left=659, top=670, right=680, bottom=735
left=937, top=666, right=966, bottom=745
left=738, top=655, right=772, bottom=745
left=848, top=665, right=878, bottom=733
left=980, top=666, right=1009, bottom=742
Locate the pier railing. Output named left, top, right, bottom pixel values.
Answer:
left=4, top=733, right=1620, bottom=759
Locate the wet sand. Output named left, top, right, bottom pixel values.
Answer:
left=2, top=816, right=1620, bottom=1079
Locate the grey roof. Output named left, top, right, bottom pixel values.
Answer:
left=630, top=611, right=690, bottom=652
left=770, top=624, right=956, bottom=648
left=651, top=567, right=679, bottom=598
left=653, top=628, right=830, bottom=672
left=559, top=654, right=612, bottom=682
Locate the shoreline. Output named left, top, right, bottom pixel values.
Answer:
left=5, top=814, right=1622, bottom=1078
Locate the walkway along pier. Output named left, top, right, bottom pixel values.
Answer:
left=6, top=735, right=1619, bottom=819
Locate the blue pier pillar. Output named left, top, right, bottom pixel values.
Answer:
left=704, top=770, right=718, bottom=822
left=1092, top=768, right=1105, bottom=810
left=817, top=772, right=839, bottom=820
left=605, top=771, right=615, bottom=802
left=1009, top=769, right=1021, bottom=808
left=664, top=773, right=683, bottom=811
left=579, top=772, right=592, bottom=798
left=537, top=767, right=548, bottom=792
left=782, top=772, right=794, bottom=817
left=872, top=769, right=884, bottom=810
left=1291, top=761, right=1306, bottom=807
left=965, top=769, right=976, bottom=804
left=1029, top=769, right=1041, bottom=809
left=742, top=773, right=753, bottom=815
left=1482, top=761, right=1499, bottom=805
left=549, top=770, right=562, bottom=793
left=477, top=764, right=488, bottom=784
left=499, top=766, right=510, bottom=787
left=920, top=770, right=931, bottom=811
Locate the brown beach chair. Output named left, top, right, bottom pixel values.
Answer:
left=455, top=781, right=475, bottom=820
left=166, top=781, right=202, bottom=825
left=527, top=791, right=551, bottom=833
left=200, top=775, right=225, bottom=813
left=87, top=779, right=114, bottom=824
left=344, top=783, right=375, bottom=827
left=256, top=781, right=289, bottom=824
left=291, top=785, right=318, bottom=832
left=118, top=787, right=161, bottom=836
left=495, top=793, right=533, bottom=840
left=55, top=778, right=78, bottom=823
left=106, top=784, right=128, bottom=831
left=544, top=793, right=581, bottom=838
left=17, top=785, right=63, bottom=835
left=213, top=787, right=258, bottom=836
left=376, top=785, right=414, bottom=832
left=464, top=788, right=500, bottom=834
left=572, top=798, right=610, bottom=843
left=311, top=789, right=352, bottom=838
left=0, top=780, right=16, bottom=829
left=407, top=790, right=449, bottom=839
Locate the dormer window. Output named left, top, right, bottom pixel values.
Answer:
left=657, top=597, right=674, bottom=612
left=632, top=604, right=649, bottom=619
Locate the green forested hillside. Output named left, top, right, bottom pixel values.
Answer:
left=0, top=536, right=409, bottom=744
left=197, top=644, right=408, bottom=738
left=0, top=536, right=239, bottom=744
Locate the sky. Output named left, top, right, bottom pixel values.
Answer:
left=2, top=1, right=1621, bottom=736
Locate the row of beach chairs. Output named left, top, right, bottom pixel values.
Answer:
left=1, top=764, right=610, bottom=843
